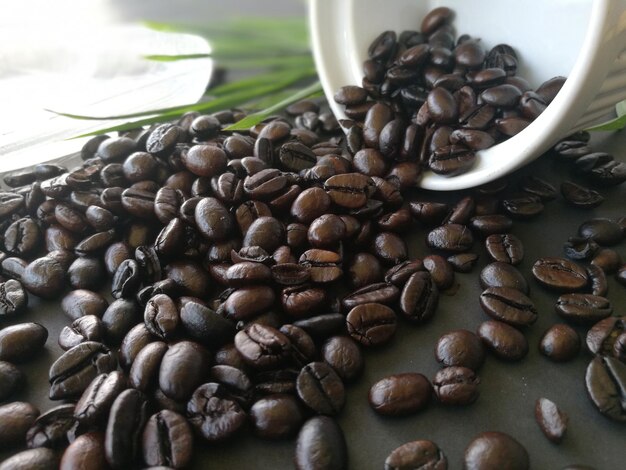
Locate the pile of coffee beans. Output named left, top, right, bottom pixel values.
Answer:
left=0, top=7, right=625, bottom=470
left=333, top=6, right=570, bottom=178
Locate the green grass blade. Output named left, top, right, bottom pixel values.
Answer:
left=585, top=99, right=626, bottom=131
left=224, top=81, right=323, bottom=131
left=143, top=53, right=211, bottom=62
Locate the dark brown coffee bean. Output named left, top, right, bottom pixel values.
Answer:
left=501, top=195, right=543, bottom=219
left=74, top=371, right=128, bottom=426
left=165, top=261, right=211, bottom=298
left=22, top=257, right=66, bottom=299
left=0, top=448, right=59, bottom=470
left=410, top=201, right=449, bottom=226
left=0, top=361, right=24, bottom=401
left=464, top=431, right=529, bottom=470
left=384, top=259, right=424, bottom=286
left=299, top=249, right=342, bottom=283
left=435, top=329, right=485, bottom=370
left=0, top=401, right=39, bottom=449
left=427, top=223, right=473, bottom=252
left=399, top=272, right=439, bottom=323
left=485, top=234, right=523, bottom=265
left=61, top=290, right=108, bottom=321
left=585, top=356, right=626, bottom=422
left=25, top=403, right=75, bottom=449
left=368, top=373, right=431, bottom=416
left=346, top=302, right=396, bottom=346
left=561, top=181, right=604, bottom=209
left=295, top=416, right=347, bottom=470
left=0, top=279, right=28, bottom=317
left=119, top=324, right=155, bottom=371
left=60, top=432, right=107, bottom=470
left=342, top=282, right=399, bottom=310
left=477, top=320, right=528, bottom=361
left=143, top=294, right=179, bottom=340
left=423, top=255, right=454, bottom=290
left=479, top=287, right=537, bottom=327
left=187, top=382, right=246, bottom=442
left=586, top=316, right=626, bottom=360
left=532, top=257, right=588, bottom=292
left=235, top=324, right=291, bottom=369
left=141, top=410, right=193, bottom=468
left=129, top=341, right=168, bottom=392
left=195, top=197, right=233, bottom=242
left=222, top=285, right=275, bottom=321
left=49, top=342, right=116, bottom=400
left=591, top=248, right=622, bottom=274
left=384, top=439, right=447, bottom=470
left=539, top=324, right=580, bottom=362
left=535, top=397, right=568, bottom=444
left=372, top=232, right=407, bottom=265
left=586, top=264, right=608, bottom=297
left=159, top=341, right=209, bottom=401
left=58, top=315, right=105, bottom=350
left=578, top=218, right=623, bottom=246
left=480, top=262, right=529, bottom=294
left=297, top=362, right=345, bottom=415
left=324, top=173, right=374, bottom=209
left=0, top=322, right=47, bottom=362
left=427, top=87, right=458, bottom=123
left=429, top=145, right=475, bottom=176
left=447, top=253, right=479, bottom=272
left=104, top=389, right=149, bottom=468
left=433, top=366, right=480, bottom=406
left=181, top=145, right=227, bottom=177
left=555, top=293, right=611, bottom=324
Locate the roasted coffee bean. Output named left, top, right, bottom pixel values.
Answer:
left=0, top=192, right=24, bottom=218
left=464, top=431, right=529, bottom=470
left=469, top=214, right=512, bottom=236
left=243, top=216, right=285, bottom=252
left=384, top=439, right=447, bottom=470
left=293, top=313, right=344, bottom=341
left=399, top=271, right=439, bottom=323
left=586, top=316, right=626, bottom=360
left=297, top=362, right=345, bottom=415
left=129, top=341, right=168, bottom=392
left=177, top=301, right=234, bottom=349
left=45, top=225, right=79, bottom=252
left=209, top=365, right=253, bottom=406
left=432, top=366, right=480, bottom=407
left=244, top=168, right=288, bottom=199
left=111, top=259, right=141, bottom=299
left=235, top=324, right=291, bottom=369
left=449, top=128, right=495, bottom=150
left=221, top=285, right=275, bottom=321
left=141, top=410, right=193, bottom=468
left=426, top=223, right=473, bottom=252
left=0, top=279, right=27, bottom=316
left=60, top=432, right=108, bottom=470
left=75, top=230, right=116, bottom=257
left=586, top=264, right=608, bottom=297
left=501, top=194, right=543, bottom=219
left=101, top=298, right=141, bottom=344
left=429, top=145, right=475, bottom=176
left=535, top=397, right=568, bottom=444
left=0, top=401, right=39, bottom=449
left=539, top=324, right=580, bottom=362
left=320, top=336, right=363, bottom=383
left=372, top=232, right=407, bottom=265
left=591, top=248, right=622, bottom=274
left=4, top=217, right=40, bottom=256
left=342, top=282, right=399, bottom=310
left=143, top=294, right=179, bottom=340
left=324, top=173, right=374, bottom=209
left=103, top=242, right=131, bottom=277
left=479, top=287, right=537, bottom=327
left=194, top=197, right=233, bottom=242
left=485, top=233, right=523, bottom=265
left=0, top=322, right=47, bottom=362
left=520, top=176, right=557, bottom=201
left=368, top=373, right=431, bottom=416
left=427, top=87, right=458, bottom=123
left=74, top=371, right=127, bottom=425
left=67, top=258, right=106, bottom=290
left=49, top=342, right=116, bottom=400
left=480, top=261, right=529, bottom=293
left=253, top=368, right=299, bottom=396
left=22, top=257, right=66, bottom=299
left=480, top=84, right=521, bottom=107
left=477, top=320, right=528, bottom=361
left=447, top=252, right=479, bottom=272
left=295, top=416, right=347, bottom=470
left=435, top=329, right=485, bottom=370
left=346, top=303, right=396, bottom=346
left=146, top=123, right=182, bottom=157
left=0, top=361, right=24, bottom=401
left=187, top=382, right=246, bottom=441
left=278, top=141, right=317, bottom=172
left=58, top=315, right=105, bottom=350
left=384, top=259, right=424, bottom=286
left=252, top=396, right=302, bottom=438
left=423, top=255, right=454, bottom=290
left=299, top=249, right=342, bottom=283
left=563, top=237, right=598, bottom=261
left=159, top=341, right=209, bottom=401
left=25, top=403, right=75, bottom=449
left=281, top=284, right=326, bottom=317
left=290, top=187, right=331, bottom=224
left=410, top=201, right=449, bottom=226
left=443, top=196, right=475, bottom=225
left=561, top=181, right=604, bottom=209
left=104, top=389, right=149, bottom=468
left=585, top=356, right=626, bottom=422
left=555, top=293, right=611, bottom=324
left=0, top=448, right=59, bottom=470
left=578, top=218, right=623, bottom=246
left=532, top=257, right=588, bottom=292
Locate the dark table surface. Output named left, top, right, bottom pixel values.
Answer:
left=2, top=1, right=626, bottom=469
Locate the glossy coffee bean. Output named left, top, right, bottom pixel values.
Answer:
left=74, top=371, right=128, bottom=425
left=426, top=224, right=473, bottom=252
left=585, top=356, right=626, bottom=422
left=368, top=373, right=431, bottom=416
left=295, top=416, right=347, bottom=470
left=479, top=287, right=537, bottom=327
left=235, top=324, right=292, bottom=369
left=532, top=257, right=588, bottom=292
left=58, top=315, right=105, bottom=350
left=561, top=181, right=604, bottom=209
left=0, top=401, right=39, bottom=449
left=384, top=439, right=447, bottom=470
left=0, top=361, right=24, bottom=401
left=297, top=362, right=345, bottom=416
left=478, top=320, right=528, bottom=361
left=130, top=342, right=168, bottom=392
left=346, top=303, right=396, bottom=347
left=586, top=316, right=626, bottom=361
left=22, top=257, right=66, bottom=299
left=141, top=410, right=193, bottom=468
left=464, top=431, right=529, bottom=470
left=539, top=324, right=580, bottom=362
left=0, top=448, right=59, bottom=470
left=429, top=145, right=475, bottom=176
left=0, top=279, right=28, bottom=317
left=321, top=336, right=363, bottom=382
left=433, top=366, right=479, bottom=406
left=25, top=403, right=75, bottom=449
left=423, top=255, right=454, bottom=290
left=342, top=282, right=400, bottom=310
left=555, top=294, right=611, bottom=325
left=187, top=382, right=246, bottom=442
left=60, top=432, right=108, bottom=470
left=159, top=341, right=210, bottom=401
left=535, top=397, right=568, bottom=444
left=61, top=289, right=109, bottom=321
left=0, top=322, right=48, bottom=362
left=435, top=329, right=485, bottom=370
left=105, top=389, right=149, bottom=468
left=578, top=218, right=623, bottom=246
left=480, top=262, right=529, bottom=294
left=250, top=394, right=304, bottom=439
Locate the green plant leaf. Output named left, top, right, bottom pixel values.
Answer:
left=585, top=99, right=626, bottom=131
left=143, top=53, right=211, bottom=62
left=224, top=80, right=323, bottom=131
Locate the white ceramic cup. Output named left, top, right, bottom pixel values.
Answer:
left=310, top=0, right=626, bottom=190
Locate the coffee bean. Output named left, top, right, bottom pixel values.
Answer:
left=343, top=282, right=400, bottom=310
left=235, top=324, right=292, bottom=369
left=22, top=257, right=66, bottom=299
left=479, top=287, right=537, bottom=327
left=0, top=279, right=28, bottom=317
left=130, top=341, right=168, bottom=392
left=429, top=145, right=475, bottom=176
left=0, top=361, right=24, bottom=401
left=243, top=216, right=285, bottom=252
left=501, top=194, right=543, bottom=219
left=291, top=187, right=331, bottom=224
left=464, top=431, right=529, bottom=470
left=469, top=215, right=513, bottom=236
left=187, top=382, right=246, bottom=441
left=477, top=320, right=528, bottom=361
left=346, top=303, right=396, bottom=346
left=435, top=329, right=485, bottom=370
left=61, top=290, right=108, bottom=321
left=585, top=356, right=626, bottom=422
left=427, top=223, right=473, bottom=252
left=0, top=448, right=59, bottom=470
left=324, top=173, right=374, bottom=209
left=447, top=253, right=479, bottom=272
left=591, top=248, right=622, bottom=274
left=368, top=373, right=431, bottom=416
left=60, top=433, right=108, bottom=470
left=586, top=316, right=626, bottom=361
left=195, top=197, right=233, bottom=241
left=423, top=255, right=454, bottom=290
left=143, top=294, right=179, bottom=340
left=578, top=218, right=623, bottom=246
left=296, top=362, right=345, bottom=416
left=384, top=439, right=447, bottom=470
left=480, top=262, right=529, bottom=293
left=49, top=341, right=116, bottom=400
left=561, top=181, right=604, bottom=209
left=555, top=293, right=611, bottom=324
left=74, top=371, right=128, bottom=425
left=485, top=233, right=523, bottom=265
left=104, top=389, right=149, bottom=468
left=535, top=397, right=568, bottom=444
left=25, top=403, right=75, bottom=449
left=58, top=315, right=105, bottom=350
left=279, top=141, right=317, bottom=172
left=433, top=366, right=480, bottom=406
left=532, top=257, right=588, bottom=292
left=539, top=324, right=580, bottom=362
left=159, top=341, right=210, bottom=401
left=295, top=416, right=347, bottom=470
left=141, top=410, right=193, bottom=468
left=101, top=299, right=141, bottom=344
left=0, top=401, right=39, bottom=449
left=0, top=322, right=47, bottom=362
